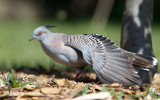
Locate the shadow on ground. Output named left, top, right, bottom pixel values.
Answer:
left=15, top=66, right=99, bottom=84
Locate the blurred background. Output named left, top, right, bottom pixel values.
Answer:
left=0, top=0, right=159, bottom=72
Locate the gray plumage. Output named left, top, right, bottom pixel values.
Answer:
left=29, top=26, right=158, bottom=87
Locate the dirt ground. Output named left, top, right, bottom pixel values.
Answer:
left=0, top=70, right=160, bottom=100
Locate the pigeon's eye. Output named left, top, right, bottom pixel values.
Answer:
left=38, top=32, right=43, bottom=36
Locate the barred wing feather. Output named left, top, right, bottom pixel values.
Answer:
left=63, top=34, right=140, bottom=86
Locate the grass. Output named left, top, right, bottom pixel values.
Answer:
left=2, top=71, right=32, bottom=93
left=0, top=19, right=159, bottom=71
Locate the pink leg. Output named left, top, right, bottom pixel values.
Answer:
left=74, top=72, right=81, bottom=82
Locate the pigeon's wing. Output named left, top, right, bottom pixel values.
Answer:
left=63, top=34, right=140, bottom=86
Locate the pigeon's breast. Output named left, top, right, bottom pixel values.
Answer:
left=40, top=40, right=87, bottom=67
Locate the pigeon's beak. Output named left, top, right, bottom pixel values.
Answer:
left=29, top=37, right=35, bottom=41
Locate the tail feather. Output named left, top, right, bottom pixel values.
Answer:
left=121, top=49, right=158, bottom=84
left=121, top=49, right=158, bottom=67
left=134, top=53, right=157, bottom=66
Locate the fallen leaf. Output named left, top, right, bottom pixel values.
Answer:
left=0, top=91, right=9, bottom=98
left=51, top=75, right=55, bottom=80
left=40, top=87, right=60, bottom=94
left=54, top=78, right=66, bottom=87
left=67, top=83, right=85, bottom=98
left=24, top=85, right=36, bottom=91
left=120, top=88, right=137, bottom=95
left=32, top=97, right=39, bottom=100
left=89, top=73, right=97, bottom=80
left=92, top=84, right=102, bottom=91
left=111, top=83, right=121, bottom=87
left=73, top=92, right=112, bottom=100
left=0, top=72, right=160, bottom=100
left=16, top=93, right=26, bottom=100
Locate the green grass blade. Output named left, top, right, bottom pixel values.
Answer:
left=102, top=85, right=108, bottom=92
left=19, top=81, right=32, bottom=87
left=116, top=93, right=123, bottom=100
left=32, top=83, right=40, bottom=86
left=2, top=77, right=6, bottom=86
left=6, top=72, right=10, bottom=82
left=149, top=89, right=155, bottom=98
left=82, top=85, right=88, bottom=94
left=110, top=89, right=115, bottom=96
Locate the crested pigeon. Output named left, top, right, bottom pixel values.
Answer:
left=29, top=26, right=158, bottom=87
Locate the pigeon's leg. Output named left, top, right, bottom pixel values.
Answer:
left=74, top=72, right=81, bottom=82
left=74, top=67, right=84, bottom=81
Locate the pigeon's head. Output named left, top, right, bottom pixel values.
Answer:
left=29, top=26, right=55, bottom=41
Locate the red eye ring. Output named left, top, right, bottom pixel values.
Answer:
left=38, top=32, right=43, bottom=36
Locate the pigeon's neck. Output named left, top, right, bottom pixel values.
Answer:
left=40, top=33, right=65, bottom=49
